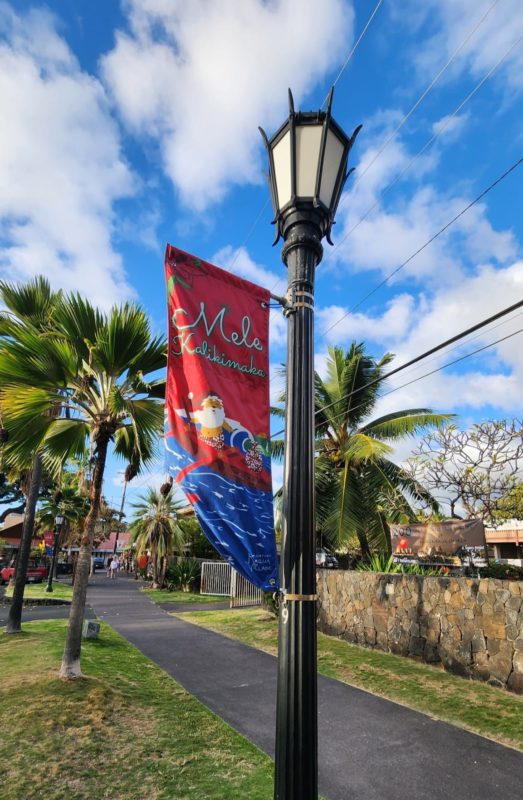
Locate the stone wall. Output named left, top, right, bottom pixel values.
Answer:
left=316, top=570, right=523, bottom=693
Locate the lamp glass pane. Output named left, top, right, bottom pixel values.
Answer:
left=319, top=128, right=345, bottom=208
left=295, top=124, right=322, bottom=198
left=271, top=130, right=292, bottom=210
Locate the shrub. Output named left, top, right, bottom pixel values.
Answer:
left=356, top=552, right=442, bottom=576
left=167, top=559, right=201, bottom=592
left=479, top=562, right=523, bottom=580
left=262, top=591, right=280, bottom=617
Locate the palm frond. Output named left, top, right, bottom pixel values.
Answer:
left=361, top=410, right=454, bottom=440
left=0, top=276, right=60, bottom=330
left=341, top=433, right=392, bottom=464
left=270, top=437, right=285, bottom=460
left=53, top=294, right=104, bottom=358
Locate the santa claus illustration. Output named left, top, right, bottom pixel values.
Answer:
left=175, top=392, right=263, bottom=471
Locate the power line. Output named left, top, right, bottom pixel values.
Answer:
left=358, top=324, right=523, bottom=417
left=334, top=32, right=523, bottom=253
left=271, top=300, right=523, bottom=438
left=317, top=299, right=523, bottom=421
left=322, top=155, right=523, bottom=337
left=321, top=0, right=384, bottom=108
left=278, top=323, right=523, bottom=439
left=337, top=0, right=501, bottom=206
left=231, top=0, right=385, bottom=276
left=390, top=308, right=523, bottom=382
left=228, top=198, right=271, bottom=271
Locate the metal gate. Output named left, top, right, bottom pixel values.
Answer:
left=200, top=561, right=232, bottom=595
left=230, top=568, right=264, bottom=608
left=200, top=561, right=263, bottom=608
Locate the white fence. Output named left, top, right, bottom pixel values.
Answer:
left=200, top=561, right=232, bottom=596
left=230, top=569, right=264, bottom=609
left=200, top=561, right=263, bottom=608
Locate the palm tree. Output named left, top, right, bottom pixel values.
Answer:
left=129, top=488, right=188, bottom=588
left=35, top=475, right=91, bottom=578
left=313, top=343, right=452, bottom=555
left=36, top=482, right=89, bottom=536
left=0, top=293, right=166, bottom=677
left=0, top=277, right=62, bottom=633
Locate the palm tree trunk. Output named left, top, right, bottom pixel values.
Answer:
left=5, top=453, right=43, bottom=634
left=60, top=432, right=110, bottom=679
left=113, top=479, right=128, bottom=556
left=152, top=554, right=160, bottom=588
left=356, top=529, right=371, bottom=562
left=159, top=556, right=166, bottom=589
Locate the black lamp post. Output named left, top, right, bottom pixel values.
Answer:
left=45, top=514, right=64, bottom=593
left=260, top=89, right=360, bottom=800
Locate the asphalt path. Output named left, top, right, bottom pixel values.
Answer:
left=82, top=574, right=523, bottom=800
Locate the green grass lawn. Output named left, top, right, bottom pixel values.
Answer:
left=5, top=580, right=73, bottom=602
left=177, top=608, right=523, bottom=751
left=140, top=587, right=228, bottom=604
left=0, top=619, right=273, bottom=800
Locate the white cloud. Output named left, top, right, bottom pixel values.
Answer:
left=102, top=0, right=353, bottom=210
left=317, top=261, right=523, bottom=417
left=391, top=0, right=523, bottom=93
left=317, top=293, right=415, bottom=345
left=0, top=5, right=136, bottom=308
left=212, top=244, right=288, bottom=351
left=212, top=245, right=284, bottom=293
left=328, top=127, right=517, bottom=285
left=431, top=111, right=470, bottom=140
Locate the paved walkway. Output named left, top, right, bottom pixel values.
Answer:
left=82, top=574, right=523, bottom=800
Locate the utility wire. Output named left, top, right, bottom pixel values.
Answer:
left=231, top=0, right=385, bottom=277
left=228, top=198, right=271, bottom=270
left=270, top=155, right=522, bottom=390
left=316, top=299, right=523, bottom=421
left=347, top=324, right=523, bottom=422
left=334, top=32, right=523, bottom=253
left=338, top=0, right=501, bottom=206
left=271, top=300, right=523, bottom=438
left=275, top=323, right=523, bottom=438
left=321, top=0, right=384, bottom=108
left=389, top=307, right=523, bottom=382
left=271, top=154, right=522, bottom=386
left=322, top=155, right=523, bottom=337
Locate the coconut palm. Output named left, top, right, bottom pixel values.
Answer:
left=272, top=343, right=452, bottom=556
left=313, top=343, right=452, bottom=555
left=35, top=482, right=89, bottom=538
left=129, top=488, right=189, bottom=588
left=0, top=277, right=63, bottom=633
left=0, top=293, right=166, bottom=677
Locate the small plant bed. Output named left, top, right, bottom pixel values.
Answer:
left=177, top=608, right=523, bottom=751
left=4, top=581, right=73, bottom=603
left=0, top=619, right=273, bottom=800
left=140, top=587, right=228, bottom=604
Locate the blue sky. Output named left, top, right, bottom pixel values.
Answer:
left=1, top=0, right=522, bottom=510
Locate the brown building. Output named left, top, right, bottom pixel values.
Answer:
left=485, top=521, right=523, bottom=565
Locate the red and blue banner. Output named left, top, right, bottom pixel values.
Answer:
left=164, top=245, right=278, bottom=591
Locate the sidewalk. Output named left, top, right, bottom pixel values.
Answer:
left=87, top=574, right=522, bottom=800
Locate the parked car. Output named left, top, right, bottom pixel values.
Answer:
left=315, top=550, right=339, bottom=569
left=93, top=557, right=106, bottom=571
left=0, top=558, right=48, bottom=585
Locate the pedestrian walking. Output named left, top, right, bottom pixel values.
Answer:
left=110, top=557, right=118, bottom=579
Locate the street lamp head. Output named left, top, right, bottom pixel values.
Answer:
left=259, top=87, right=361, bottom=245
left=55, top=514, right=65, bottom=528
